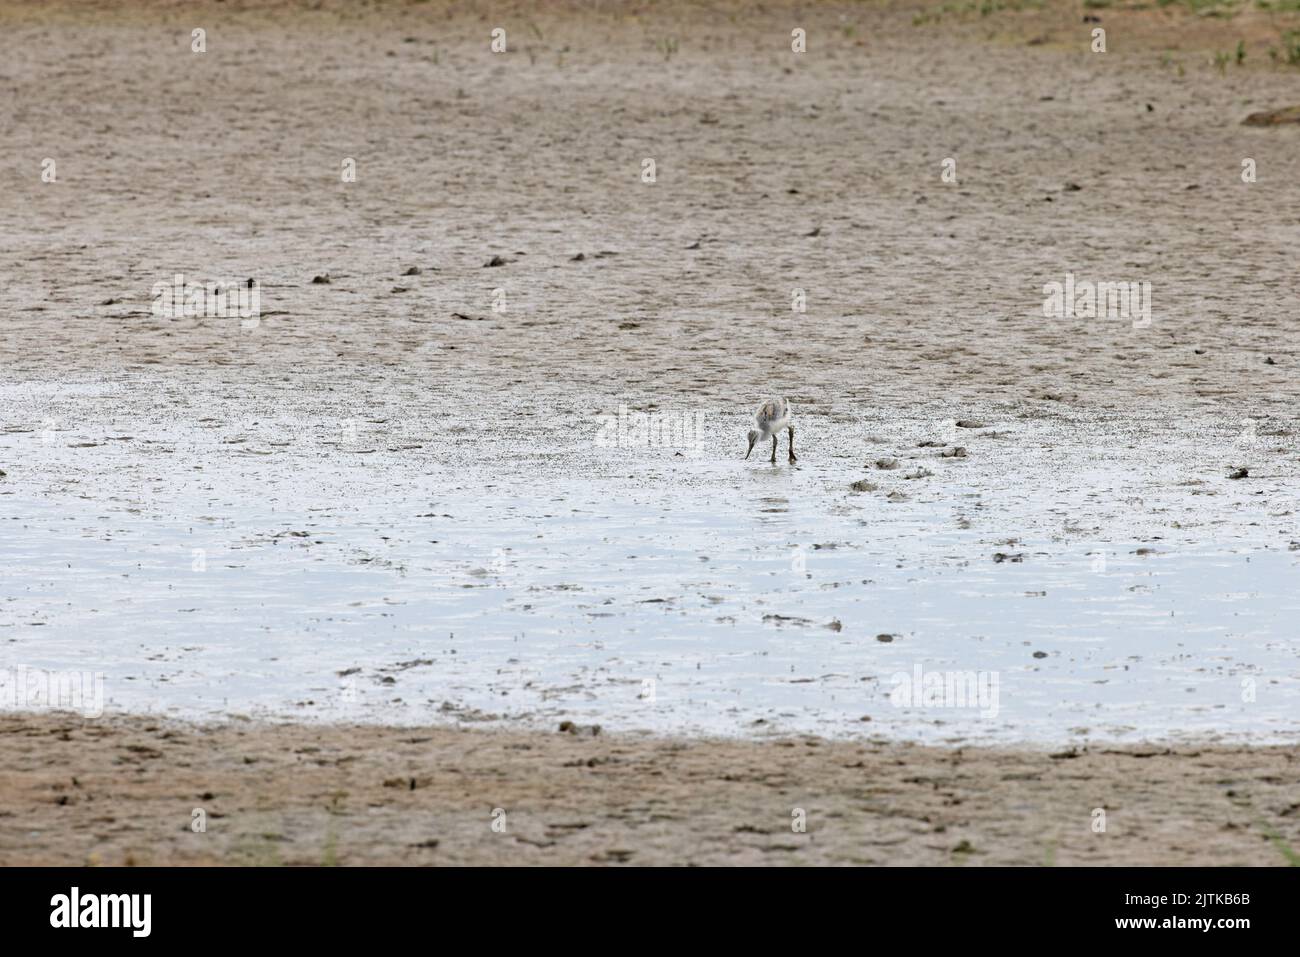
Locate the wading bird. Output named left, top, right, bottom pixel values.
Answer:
left=745, top=397, right=795, bottom=464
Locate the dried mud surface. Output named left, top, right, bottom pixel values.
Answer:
left=1, top=712, right=1297, bottom=865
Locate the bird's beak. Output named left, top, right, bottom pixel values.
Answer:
left=744, top=436, right=755, bottom=459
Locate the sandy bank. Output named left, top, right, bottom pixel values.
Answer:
left=1, top=712, right=1295, bottom=865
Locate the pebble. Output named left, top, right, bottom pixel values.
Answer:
left=558, top=720, right=601, bottom=737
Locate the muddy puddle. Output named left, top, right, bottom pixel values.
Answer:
left=2, top=386, right=1295, bottom=745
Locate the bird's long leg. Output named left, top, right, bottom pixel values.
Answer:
left=769, top=436, right=777, bottom=464
left=788, top=425, right=796, bottom=463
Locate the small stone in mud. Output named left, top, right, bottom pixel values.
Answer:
left=484, top=255, right=511, bottom=267
left=940, top=447, right=967, bottom=458
left=849, top=479, right=878, bottom=492
left=558, top=720, right=601, bottom=736
left=570, top=252, right=586, bottom=261
left=955, top=419, right=986, bottom=429
left=827, top=619, right=843, bottom=632
left=402, top=266, right=423, bottom=275
left=992, top=552, right=1025, bottom=563
left=917, top=440, right=944, bottom=448
left=311, top=273, right=331, bottom=284
left=763, top=613, right=815, bottom=627
left=886, top=490, right=909, bottom=502
left=1265, top=356, right=1276, bottom=365
left=1228, top=467, right=1248, bottom=479
left=685, top=240, right=701, bottom=249
left=805, top=226, right=821, bottom=237
left=1032, top=651, right=1048, bottom=659
left=876, top=633, right=895, bottom=642
left=1241, top=104, right=1300, bottom=127
left=875, top=457, right=899, bottom=470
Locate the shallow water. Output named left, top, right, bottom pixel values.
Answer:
left=2, top=396, right=1296, bottom=745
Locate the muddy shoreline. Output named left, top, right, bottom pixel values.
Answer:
left=0, top=711, right=1295, bottom=865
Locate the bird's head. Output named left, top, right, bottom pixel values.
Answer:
left=745, top=429, right=759, bottom=459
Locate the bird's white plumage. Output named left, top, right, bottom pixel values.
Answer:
left=753, top=396, right=791, bottom=439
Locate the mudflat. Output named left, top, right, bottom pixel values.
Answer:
left=1, top=712, right=1296, bottom=865
left=2, top=0, right=1298, bottom=865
